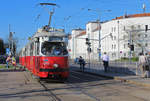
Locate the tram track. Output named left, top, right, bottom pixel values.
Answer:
left=39, top=80, right=61, bottom=101
left=66, top=75, right=101, bottom=101
left=37, top=69, right=150, bottom=101
left=38, top=74, right=102, bottom=101
left=38, top=70, right=104, bottom=101
left=25, top=70, right=62, bottom=101
left=70, top=70, right=150, bottom=101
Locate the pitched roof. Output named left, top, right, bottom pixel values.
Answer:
left=92, top=26, right=101, bottom=32
left=113, top=13, right=150, bottom=20
left=75, top=31, right=86, bottom=38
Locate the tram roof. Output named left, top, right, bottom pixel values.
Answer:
left=33, top=31, right=67, bottom=38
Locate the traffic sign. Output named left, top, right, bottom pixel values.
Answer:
left=6, top=48, right=10, bottom=55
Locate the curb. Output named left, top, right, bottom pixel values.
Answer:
left=95, top=72, right=150, bottom=88
left=73, top=67, right=150, bottom=88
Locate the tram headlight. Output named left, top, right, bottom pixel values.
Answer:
left=53, top=64, right=59, bottom=68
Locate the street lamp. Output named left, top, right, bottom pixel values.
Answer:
left=87, top=9, right=111, bottom=21
left=87, top=8, right=111, bottom=61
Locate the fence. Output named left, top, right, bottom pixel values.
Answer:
left=70, top=59, right=140, bottom=75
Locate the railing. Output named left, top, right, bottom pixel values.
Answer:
left=70, top=59, right=139, bottom=75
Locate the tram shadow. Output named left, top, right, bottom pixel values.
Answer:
left=39, top=78, right=67, bottom=83
left=69, top=66, right=135, bottom=84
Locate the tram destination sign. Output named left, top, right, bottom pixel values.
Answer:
left=49, top=37, right=63, bottom=42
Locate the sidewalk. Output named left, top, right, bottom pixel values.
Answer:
left=0, top=69, right=51, bottom=101
left=71, top=64, right=150, bottom=88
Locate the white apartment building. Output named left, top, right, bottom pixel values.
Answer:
left=68, top=28, right=87, bottom=59
left=69, top=13, right=150, bottom=61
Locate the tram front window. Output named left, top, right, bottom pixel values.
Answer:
left=41, top=42, right=68, bottom=56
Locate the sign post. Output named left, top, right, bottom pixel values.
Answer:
left=6, top=48, right=10, bottom=55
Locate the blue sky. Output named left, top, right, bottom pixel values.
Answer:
left=0, top=0, right=150, bottom=50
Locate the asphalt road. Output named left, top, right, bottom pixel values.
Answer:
left=39, top=67, right=150, bottom=101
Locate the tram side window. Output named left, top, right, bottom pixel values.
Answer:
left=37, top=43, right=40, bottom=55
left=26, top=46, right=29, bottom=56
left=30, top=43, right=34, bottom=56
left=24, top=48, right=26, bottom=56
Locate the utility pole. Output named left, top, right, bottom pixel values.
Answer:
left=8, top=24, right=10, bottom=54
left=129, top=31, right=132, bottom=63
left=98, top=20, right=101, bottom=62
left=87, top=8, right=111, bottom=62
left=117, top=20, right=120, bottom=60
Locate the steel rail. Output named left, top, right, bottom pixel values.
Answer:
left=70, top=70, right=149, bottom=101
left=39, top=81, right=61, bottom=101
left=65, top=70, right=102, bottom=101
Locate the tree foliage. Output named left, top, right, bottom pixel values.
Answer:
left=0, top=38, right=5, bottom=55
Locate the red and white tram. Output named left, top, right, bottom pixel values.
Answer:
left=19, top=26, right=69, bottom=79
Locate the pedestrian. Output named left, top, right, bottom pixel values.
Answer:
left=12, top=56, right=16, bottom=69
left=78, top=56, right=85, bottom=72
left=74, top=57, right=79, bottom=64
left=54, top=47, right=61, bottom=55
left=138, top=52, right=148, bottom=77
left=102, top=52, right=109, bottom=72
left=6, top=55, right=11, bottom=69
left=52, top=46, right=61, bottom=55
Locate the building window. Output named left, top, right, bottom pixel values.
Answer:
left=138, top=34, right=141, bottom=38
left=145, top=25, right=148, bottom=31
left=112, top=53, right=113, bottom=57
left=112, top=45, right=113, bottom=49
left=112, top=36, right=113, bottom=40
left=124, top=26, right=126, bottom=31
left=114, top=44, right=116, bottom=49
left=114, top=36, right=116, bottom=40
left=88, top=33, right=90, bottom=37
left=145, top=34, right=148, bottom=38
left=114, top=27, right=116, bottom=32
left=124, top=53, right=126, bottom=57
left=131, top=25, right=135, bottom=30
left=112, top=53, right=116, bottom=57
left=114, top=53, right=116, bottom=57
left=124, top=44, right=126, bottom=48
left=145, top=43, right=148, bottom=47
left=138, top=25, right=141, bottom=29
left=123, top=35, right=126, bottom=40
left=112, top=27, right=113, bottom=32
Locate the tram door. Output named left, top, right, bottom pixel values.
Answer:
left=34, top=40, right=40, bottom=74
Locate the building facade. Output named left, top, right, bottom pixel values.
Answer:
left=68, top=29, right=87, bottom=59
left=69, top=13, right=150, bottom=61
